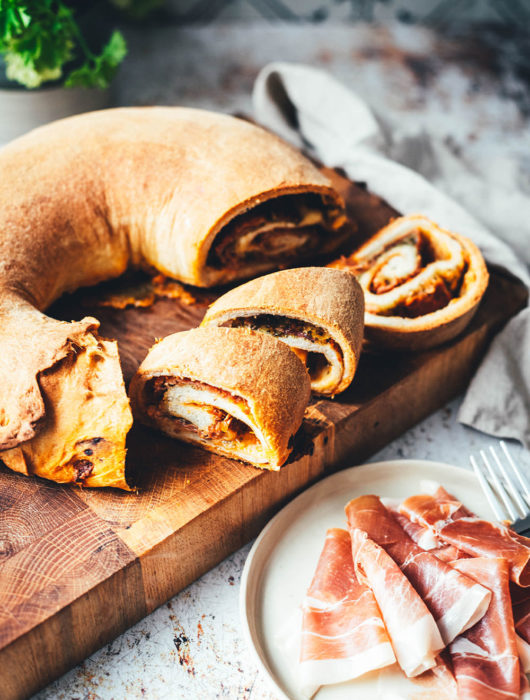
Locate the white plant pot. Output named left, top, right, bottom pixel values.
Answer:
left=0, top=86, right=110, bottom=146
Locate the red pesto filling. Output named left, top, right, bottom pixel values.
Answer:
left=355, top=230, right=468, bottom=318
left=145, top=376, right=252, bottom=443
left=223, top=314, right=343, bottom=379
left=208, top=193, right=347, bottom=269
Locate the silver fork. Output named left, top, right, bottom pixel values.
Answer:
left=470, top=441, right=530, bottom=536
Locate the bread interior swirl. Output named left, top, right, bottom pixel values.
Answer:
left=222, top=314, right=343, bottom=394
left=145, top=377, right=272, bottom=464
left=352, top=224, right=467, bottom=318
left=208, top=193, right=347, bottom=271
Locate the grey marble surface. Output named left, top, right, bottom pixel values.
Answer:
left=115, top=23, right=530, bottom=188
left=32, top=22, right=530, bottom=700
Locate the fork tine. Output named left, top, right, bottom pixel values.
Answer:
left=490, top=445, right=528, bottom=518
left=470, top=455, right=505, bottom=521
left=501, top=441, right=530, bottom=502
left=480, top=450, right=517, bottom=521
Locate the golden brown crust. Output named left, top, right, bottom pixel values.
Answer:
left=1, top=332, right=133, bottom=489
left=0, top=295, right=98, bottom=450
left=0, top=107, right=343, bottom=302
left=330, top=215, right=489, bottom=351
left=129, top=327, right=311, bottom=469
left=201, top=267, right=365, bottom=394
left=0, top=107, right=343, bottom=487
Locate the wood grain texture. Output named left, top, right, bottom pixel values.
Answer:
left=0, top=170, right=526, bottom=700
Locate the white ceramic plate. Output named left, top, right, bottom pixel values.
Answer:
left=240, top=459, right=494, bottom=700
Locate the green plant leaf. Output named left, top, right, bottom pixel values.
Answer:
left=0, top=2, right=127, bottom=89
left=65, top=30, right=127, bottom=89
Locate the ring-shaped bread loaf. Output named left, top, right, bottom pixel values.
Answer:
left=329, top=215, right=489, bottom=350
left=201, top=267, right=365, bottom=395
left=0, top=107, right=348, bottom=488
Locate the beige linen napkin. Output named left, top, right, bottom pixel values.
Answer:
left=252, top=62, right=530, bottom=447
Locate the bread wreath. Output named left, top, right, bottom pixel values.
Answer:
left=0, top=107, right=346, bottom=488
left=129, top=327, right=311, bottom=469
left=201, top=267, right=365, bottom=395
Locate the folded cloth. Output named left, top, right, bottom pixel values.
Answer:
left=252, top=62, right=530, bottom=448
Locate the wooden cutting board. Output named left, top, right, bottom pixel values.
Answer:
left=0, top=169, right=526, bottom=700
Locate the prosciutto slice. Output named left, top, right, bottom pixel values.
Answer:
left=376, top=653, right=457, bottom=699
left=516, top=633, right=530, bottom=674
left=391, top=508, right=440, bottom=551
left=449, top=557, right=520, bottom=700
left=346, top=495, right=491, bottom=645
left=514, top=598, right=530, bottom=647
left=520, top=669, right=530, bottom=700
left=349, top=527, right=444, bottom=677
left=384, top=501, right=469, bottom=562
left=300, top=528, right=395, bottom=693
left=400, top=486, right=530, bottom=586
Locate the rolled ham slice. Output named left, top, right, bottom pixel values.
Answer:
left=449, top=557, right=521, bottom=700
left=383, top=497, right=467, bottom=561
left=398, top=512, right=466, bottom=563
left=346, top=495, right=491, bottom=645
left=376, top=653, right=457, bottom=699
left=400, top=486, right=530, bottom=586
left=520, top=671, right=530, bottom=700
left=514, top=597, right=530, bottom=647
left=399, top=484, right=472, bottom=526
left=349, top=528, right=444, bottom=677
left=516, top=633, right=530, bottom=674
left=300, top=528, right=395, bottom=695
left=383, top=499, right=469, bottom=562
left=393, top=509, right=440, bottom=551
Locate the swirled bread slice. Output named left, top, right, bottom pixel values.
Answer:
left=330, top=215, right=488, bottom=350
left=129, top=327, right=311, bottom=470
left=201, top=268, right=364, bottom=396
